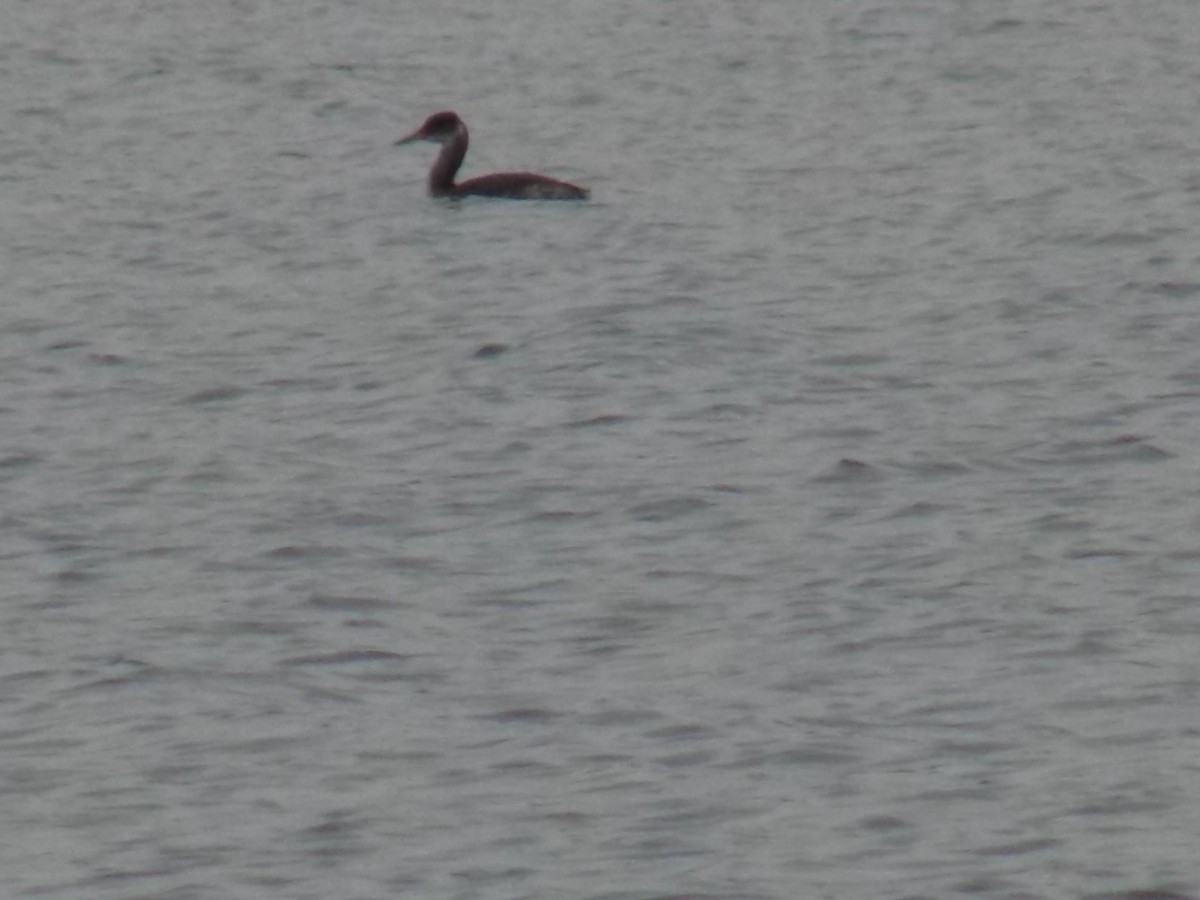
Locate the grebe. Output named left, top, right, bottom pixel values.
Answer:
left=394, top=111, right=589, bottom=201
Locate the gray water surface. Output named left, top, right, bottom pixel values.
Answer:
left=4, top=2, right=1200, bottom=898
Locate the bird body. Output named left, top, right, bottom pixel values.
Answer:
left=394, top=111, right=589, bottom=201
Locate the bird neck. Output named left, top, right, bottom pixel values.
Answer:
left=429, top=126, right=468, bottom=195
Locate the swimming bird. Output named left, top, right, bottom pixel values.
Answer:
left=394, top=111, right=589, bottom=200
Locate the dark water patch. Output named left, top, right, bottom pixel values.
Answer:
left=88, top=351, right=130, bottom=365
left=468, top=578, right=569, bottom=608
left=3, top=763, right=73, bottom=795
left=0, top=452, right=43, bottom=471
left=1084, top=890, right=1198, bottom=900
left=307, top=594, right=395, bottom=612
left=113, top=218, right=167, bottom=232
left=813, top=351, right=891, bottom=367
left=813, top=457, right=882, bottom=483
left=0, top=668, right=58, bottom=693
left=644, top=568, right=751, bottom=586
left=949, top=873, right=1020, bottom=896
left=1077, top=727, right=1176, bottom=749
left=627, top=495, right=712, bottom=522
left=567, top=622, right=648, bottom=654
left=1162, top=548, right=1200, bottom=564
left=687, top=402, right=758, bottom=422
left=1071, top=794, right=1172, bottom=817
left=709, top=482, right=754, bottom=494
left=972, top=836, right=1062, bottom=857
left=329, top=512, right=391, bottom=527
left=881, top=501, right=949, bottom=520
left=17, top=105, right=66, bottom=119
left=219, top=618, right=299, bottom=638
left=900, top=698, right=999, bottom=727
left=645, top=722, right=716, bottom=742
left=1024, top=434, right=1172, bottom=466
left=43, top=338, right=89, bottom=352
left=1148, top=281, right=1200, bottom=298
left=0, top=735, right=89, bottom=757
left=297, top=837, right=373, bottom=865
left=1052, top=685, right=1166, bottom=712
left=654, top=749, right=714, bottom=767
left=479, top=707, right=563, bottom=724
left=525, top=508, right=602, bottom=523
left=1090, top=230, right=1160, bottom=247
left=70, top=666, right=171, bottom=694
left=900, top=458, right=971, bottom=478
left=856, top=814, right=911, bottom=832
left=449, top=866, right=537, bottom=885
left=567, top=412, right=630, bottom=428
left=637, top=802, right=766, bottom=831
left=85, top=865, right=178, bottom=888
left=908, top=784, right=1002, bottom=804
left=263, top=543, right=347, bottom=561
left=122, top=58, right=172, bottom=81
left=571, top=753, right=638, bottom=769
left=299, top=810, right=368, bottom=840
left=1062, top=546, right=1137, bottom=560
left=931, top=739, right=1018, bottom=757
left=261, top=375, right=341, bottom=392
left=1030, top=512, right=1092, bottom=533
left=590, top=598, right=689, bottom=622
left=6, top=315, right=66, bottom=337
left=737, top=744, right=857, bottom=767
left=283, top=649, right=411, bottom=667
left=1102, top=434, right=1173, bottom=460
left=1139, top=593, right=1199, bottom=614
left=33, top=49, right=83, bottom=66
left=488, top=757, right=563, bottom=778
left=982, top=17, right=1025, bottom=33
left=315, top=99, right=350, bottom=117
left=581, top=708, right=664, bottom=727
left=473, top=342, right=508, bottom=358
left=379, top=554, right=443, bottom=571
left=54, top=565, right=104, bottom=584
left=182, top=385, right=248, bottom=404
left=144, top=763, right=207, bottom=785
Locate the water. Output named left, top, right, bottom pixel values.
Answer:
left=3, top=1, right=1200, bottom=898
